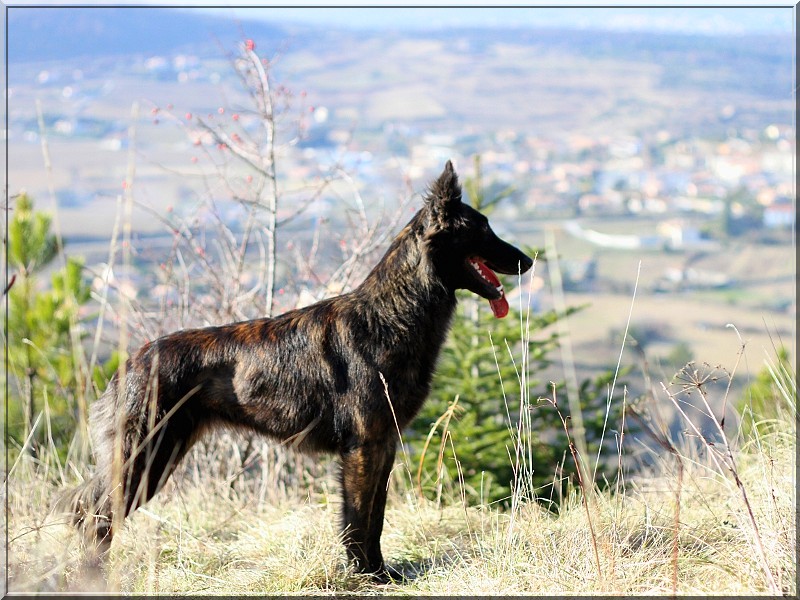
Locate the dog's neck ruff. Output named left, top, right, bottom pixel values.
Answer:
left=357, top=216, right=456, bottom=333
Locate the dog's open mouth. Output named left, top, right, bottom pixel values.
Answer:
left=468, top=258, right=509, bottom=318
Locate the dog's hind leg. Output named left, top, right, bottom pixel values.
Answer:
left=119, top=412, right=196, bottom=516
left=340, top=441, right=397, bottom=579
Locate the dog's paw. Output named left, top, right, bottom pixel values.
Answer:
left=370, top=563, right=404, bottom=584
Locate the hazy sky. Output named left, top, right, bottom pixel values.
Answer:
left=214, top=6, right=794, bottom=34
left=5, top=1, right=793, bottom=35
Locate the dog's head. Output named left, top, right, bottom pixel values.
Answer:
left=423, top=161, right=534, bottom=318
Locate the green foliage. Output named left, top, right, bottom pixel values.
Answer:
left=92, top=349, right=127, bottom=391
left=409, top=292, right=628, bottom=507
left=408, top=294, right=557, bottom=503
left=5, top=194, right=92, bottom=457
left=8, top=194, right=58, bottom=276
left=739, top=347, right=795, bottom=435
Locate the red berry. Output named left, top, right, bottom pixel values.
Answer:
left=245, top=39, right=255, bottom=51
left=218, top=107, right=225, bottom=115
left=232, top=113, right=239, bottom=121
left=185, top=112, right=192, bottom=120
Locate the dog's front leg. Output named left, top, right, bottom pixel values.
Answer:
left=365, top=441, right=398, bottom=581
left=340, top=441, right=396, bottom=580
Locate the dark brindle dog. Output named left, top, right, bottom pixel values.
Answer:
left=64, top=161, right=533, bottom=582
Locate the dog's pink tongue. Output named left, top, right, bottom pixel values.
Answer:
left=490, top=296, right=509, bottom=319
left=473, top=260, right=509, bottom=319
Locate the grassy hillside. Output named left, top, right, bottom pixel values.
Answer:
left=6, top=378, right=795, bottom=595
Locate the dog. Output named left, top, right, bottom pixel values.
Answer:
left=63, top=160, right=533, bottom=582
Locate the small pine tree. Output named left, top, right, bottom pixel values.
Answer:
left=411, top=291, right=580, bottom=504
left=5, top=194, right=91, bottom=457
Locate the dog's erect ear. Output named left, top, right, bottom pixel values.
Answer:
left=425, top=160, right=462, bottom=225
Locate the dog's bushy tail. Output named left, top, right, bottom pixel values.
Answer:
left=54, top=475, right=113, bottom=553
left=53, top=377, right=122, bottom=552
left=55, top=476, right=102, bottom=525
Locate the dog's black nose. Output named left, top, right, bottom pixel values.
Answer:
left=521, top=254, right=534, bottom=273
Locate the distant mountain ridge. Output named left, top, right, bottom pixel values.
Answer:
left=6, top=5, right=792, bottom=103
left=6, top=6, right=290, bottom=63
left=8, top=6, right=792, bottom=66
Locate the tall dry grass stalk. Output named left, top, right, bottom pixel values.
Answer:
left=33, top=99, right=92, bottom=457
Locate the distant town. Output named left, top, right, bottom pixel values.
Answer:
left=11, top=49, right=794, bottom=230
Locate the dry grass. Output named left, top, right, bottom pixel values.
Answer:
left=5, top=402, right=795, bottom=595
